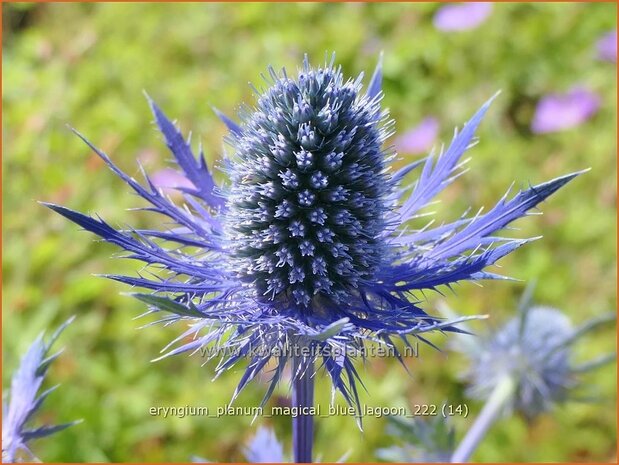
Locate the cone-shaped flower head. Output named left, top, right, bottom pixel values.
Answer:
left=226, top=58, right=391, bottom=308
left=459, top=303, right=615, bottom=420
left=45, top=54, right=583, bottom=410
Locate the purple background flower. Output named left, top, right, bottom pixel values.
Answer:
left=597, top=30, right=617, bottom=62
left=394, top=117, right=439, bottom=155
left=150, top=168, right=195, bottom=192
left=433, top=3, right=493, bottom=32
left=531, top=88, right=600, bottom=134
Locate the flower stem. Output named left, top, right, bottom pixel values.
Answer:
left=451, top=376, right=515, bottom=463
left=292, top=350, right=315, bottom=463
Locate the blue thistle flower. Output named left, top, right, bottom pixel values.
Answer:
left=2, top=318, right=79, bottom=463
left=457, top=304, right=616, bottom=420
left=44, top=54, right=583, bottom=412
left=448, top=293, right=615, bottom=462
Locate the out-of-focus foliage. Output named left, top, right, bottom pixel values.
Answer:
left=376, top=415, right=455, bottom=462
left=3, top=3, right=616, bottom=462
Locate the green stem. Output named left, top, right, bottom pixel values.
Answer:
left=451, top=376, right=515, bottom=463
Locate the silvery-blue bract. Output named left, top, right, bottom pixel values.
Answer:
left=46, top=55, right=582, bottom=409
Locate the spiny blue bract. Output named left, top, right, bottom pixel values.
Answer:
left=2, top=318, right=78, bottom=463
left=226, top=60, right=391, bottom=307
left=45, top=54, right=583, bottom=411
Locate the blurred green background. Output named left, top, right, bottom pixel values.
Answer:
left=2, top=2, right=616, bottom=462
